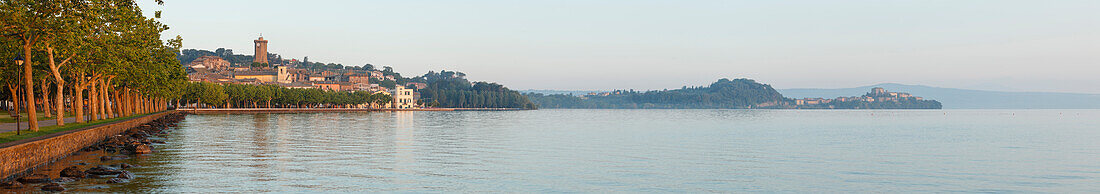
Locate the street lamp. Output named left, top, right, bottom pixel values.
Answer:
left=12, top=56, right=23, bottom=135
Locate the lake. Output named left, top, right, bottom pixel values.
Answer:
left=59, top=109, right=1100, bottom=192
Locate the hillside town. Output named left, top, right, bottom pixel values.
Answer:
left=185, top=36, right=423, bottom=108
left=792, top=87, right=936, bottom=109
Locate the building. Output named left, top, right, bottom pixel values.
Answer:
left=276, top=82, right=313, bottom=89
left=338, top=82, right=357, bottom=91
left=389, top=85, right=416, bottom=109
left=406, top=82, right=427, bottom=90
left=308, top=74, right=326, bottom=82
left=349, top=74, right=371, bottom=84
left=369, top=71, right=384, bottom=79
left=367, top=84, right=385, bottom=92
left=189, top=56, right=230, bottom=70
left=871, top=87, right=887, bottom=95
left=311, top=81, right=341, bottom=91
left=254, top=36, right=269, bottom=64
left=233, top=71, right=277, bottom=83
left=188, top=69, right=234, bottom=83
left=276, top=66, right=293, bottom=83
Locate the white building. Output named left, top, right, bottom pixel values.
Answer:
left=389, top=85, right=417, bottom=109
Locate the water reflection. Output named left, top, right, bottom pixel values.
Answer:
left=248, top=114, right=273, bottom=185
left=54, top=110, right=1100, bottom=193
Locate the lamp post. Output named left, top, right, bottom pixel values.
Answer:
left=13, top=57, right=23, bottom=135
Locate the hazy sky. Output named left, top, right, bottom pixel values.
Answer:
left=139, top=0, right=1099, bottom=93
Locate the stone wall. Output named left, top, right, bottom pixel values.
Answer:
left=0, top=111, right=175, bottom=181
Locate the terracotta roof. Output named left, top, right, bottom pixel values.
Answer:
left=235, top=71, right=277, bottom=76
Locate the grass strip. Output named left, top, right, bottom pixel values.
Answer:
left=0, top=113, right=150, bottom=144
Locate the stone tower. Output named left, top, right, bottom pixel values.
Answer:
left=254, top=36, right=269, bottom=64
left=277, top=66, right=291, bottom=83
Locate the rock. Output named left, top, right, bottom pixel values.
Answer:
left=131, top=144, right=152, bottom=154
left=116, top=171, right=134, bottom=179
left=0, top=181, right=23, bottom=189
left=40, top=183, right=65, bottom=192
left=118, top=163, right=136, bottom=169
left=75, top=162, right=88, bottom=166
left=106, top=178, right=129, bottom=184
left=17, top=174, right=51, bottom=183
left=53, top=177, right=77, bottom=183
left=60, top=166, right=87, bottom=178
left=86, top=166, right=122, bottom=175
left=100, top=155, right=128, bottom=161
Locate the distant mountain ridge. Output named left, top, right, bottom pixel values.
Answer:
left=779, top=83, right=1100, bottom=109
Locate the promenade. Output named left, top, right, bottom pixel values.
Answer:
left=0, top=117, right=79, bottom=133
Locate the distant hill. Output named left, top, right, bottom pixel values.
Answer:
left=519, top=90, right=605, bottom=96
left=779, top=83, right=1100, bottom=109
left=527, top=78, right=786, bottom=109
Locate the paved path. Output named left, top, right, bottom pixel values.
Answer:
left=0, top=116, right=88, bottom=133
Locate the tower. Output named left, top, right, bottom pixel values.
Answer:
left=254, top=36, right=269, bottom=64
left=277, top=66, right=291, bottom=83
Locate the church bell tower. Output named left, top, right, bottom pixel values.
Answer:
left=254, top=36, right=269, bottom=64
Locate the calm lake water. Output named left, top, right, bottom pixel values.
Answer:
left=91, top=110, right=1099, bottom=192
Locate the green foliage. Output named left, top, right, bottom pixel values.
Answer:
left=179, top=82, right=390, bottom=108
left=419, top=79, right=536, bottom=109
left=1, top=0, right=186, bottom=99
left=527, top=78, right=786, bottom=109
left=409, top=70, right=466, bottom=84
left=178, top=48, right=285, bottom=66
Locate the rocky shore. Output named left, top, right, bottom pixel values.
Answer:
left=0, top=112, right=186, bottom=192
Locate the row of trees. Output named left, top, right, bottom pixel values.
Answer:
left=177, top=82, right=394, bottom=109
left=419, top=79, right=537, bottom=109
left=0, top=0, right=186, bottom=131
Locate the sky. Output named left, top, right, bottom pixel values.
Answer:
left=138, top=0, right=1099, bottom=93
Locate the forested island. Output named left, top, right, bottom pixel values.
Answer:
left=526, top=79, right=942, bottom=109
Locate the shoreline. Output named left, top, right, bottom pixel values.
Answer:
left=180, top=107, right=525, bottom=114
left=0, top=112, right=185, bottom=192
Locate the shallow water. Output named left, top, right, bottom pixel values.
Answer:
left=33, top=109, right=1100, bottom=192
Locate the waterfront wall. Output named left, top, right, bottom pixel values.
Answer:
left=0, top=111, right=174, bottom=181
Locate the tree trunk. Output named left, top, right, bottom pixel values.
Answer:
left=45, top=45, right=68, bottom=125
left=123, top=88, right=132, bottom=116
left=7, top=84, right=17, bottom=117
left=89, top=81, right=98, bottom=121
left=128, top=90, right=136, bottom=115
left=9, top=84, right=19, bottom=123
left=100, top=79, right=111, bottom=118
left=142, top=95, right=148, bottom=114
left=74, top=86, right=85, bottom=123
left=112, top=88, right=121, bottom=118
left=22, top=44, right=39, bottom=131
left=135, top=95, right=141, bottom=114
left=40, top=81, right=51, bottom=118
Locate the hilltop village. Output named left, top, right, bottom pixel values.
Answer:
left=792, top=87, right=925, bottom=107
left=184, top=36, right=426, bottom=108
